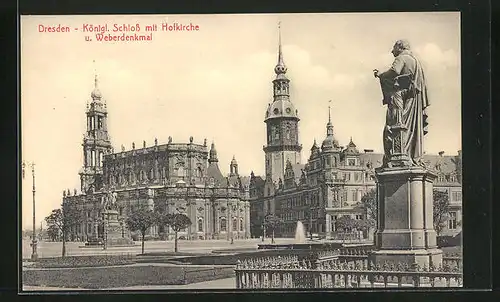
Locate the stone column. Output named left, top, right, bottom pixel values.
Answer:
left=147, top=189, right=155, bottom=237
left=246, top=203, right=251, bottom=239
left=369, top=166, right=442, bottom=267
left=325, top=214, right=331, bottom=235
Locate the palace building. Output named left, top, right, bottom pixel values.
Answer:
left=249, top=29, right=462, bottom=239
left=63, top=76, right=251, bottom=242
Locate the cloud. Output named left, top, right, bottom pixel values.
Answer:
left=415, top=43, right=459, bottom=69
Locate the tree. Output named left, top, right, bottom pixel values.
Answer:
left=360, top=188, right=377, bottom=229
left=158, top=213, right=192, bottom=253
left=433, top=189, right=450, bottom=236
left=264, top=213, right=282, bottom=244
left=125, top=206, right=156, bottom=254
left=44, top=204, right=83, bottom=257
left=46, top=224, right=60, bottom=242
left=334, top=216, right=357, bottom=233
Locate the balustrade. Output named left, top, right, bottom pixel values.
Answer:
left=235, top=256, right=463, bottom=289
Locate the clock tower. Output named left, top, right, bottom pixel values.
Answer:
left=263, top=24, right=302, bottom=184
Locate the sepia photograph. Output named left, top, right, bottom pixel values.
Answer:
left=20, top=12, right=462, bottom=291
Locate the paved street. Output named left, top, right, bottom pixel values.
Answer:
left=22, top=238, right=297, bottom=259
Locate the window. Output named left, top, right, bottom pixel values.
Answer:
left=326, top=157, right=331, bottom=166
left=450, top=174, right=457, bottom=182
left=448, top=212, right=458, bottom=229
left=345, top=173, right=351, bottom=181
left=198, top=219, right=203, bottom=232
left=267, top=188, right=271, bottom=196
left=348, top=159, right=356, bottom=166
left=98, top=117, right=103, bottom=129
left=452, top=191, right=462, bottom=202
left=355, top=215, right=363, bottom=220
left=220, top=218, right=227, bottom=232
left=352, top=191, right=357, bottom=202
left=233, top=218, right=237, bottom=231
left=240, top=219, right=244, bottom=231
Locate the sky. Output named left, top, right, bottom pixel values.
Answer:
left=20, top=13, right=461, bottom=229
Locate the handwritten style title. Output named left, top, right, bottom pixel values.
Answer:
left=37, top=22, right=200, bottom=42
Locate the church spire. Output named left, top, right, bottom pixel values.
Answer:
left=91, top=60, right=102, bottom=101
left=326, top=100, right=333, bottom=136
left=274, top=21, right=287, bottom=75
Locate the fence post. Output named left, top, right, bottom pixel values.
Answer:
left=411, top=263, right=420, bottom=287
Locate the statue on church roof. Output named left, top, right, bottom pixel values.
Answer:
left=121, top=144, right=125, bottom=152
left=168, top=136, right=172, bottom=144
left=143, top=140, right=146, bottom=148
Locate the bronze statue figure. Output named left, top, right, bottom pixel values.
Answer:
left=373, top=39, right=430, bottom=167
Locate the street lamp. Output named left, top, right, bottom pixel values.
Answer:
left=23, top=161, right=38, bottom=260
left=102, top=210, right=109, bottom=250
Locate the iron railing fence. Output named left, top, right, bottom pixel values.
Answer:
left=235, top=254, right=462, bottom=289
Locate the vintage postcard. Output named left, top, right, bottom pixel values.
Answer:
left=21, top=12, right=462, bottom=291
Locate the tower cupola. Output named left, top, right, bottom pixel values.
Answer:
left=321, top=103, right=340, bottom=151
left=209, top=141, right=218, bottom=163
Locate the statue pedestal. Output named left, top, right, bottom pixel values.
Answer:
left=104, top=210, right=134, bottom=246
left=369, top=166, right=443, bottom=268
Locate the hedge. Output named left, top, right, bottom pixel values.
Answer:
left=23, top=265, right=235, bottom=289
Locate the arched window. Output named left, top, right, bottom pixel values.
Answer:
left=232, top=218, right=237, bottom=231
left=198, top=218, right=203, bottom=232
left=240, top=218, right=244, bottom=231
left=220, top=218, right=227, bottom=232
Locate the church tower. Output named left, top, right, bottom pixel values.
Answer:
left=79, top=71, right=113, bottom=193
left=263, top=23, right=302, bottom=183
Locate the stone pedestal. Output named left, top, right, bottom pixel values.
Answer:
left=368, top=166, right=443, bottom=267
left=104, top=210, right=134, bottom=246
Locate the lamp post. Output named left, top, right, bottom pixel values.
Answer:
left=102, top=210, right=108, bottom=250
left=23, top=161, right=38, bottom=260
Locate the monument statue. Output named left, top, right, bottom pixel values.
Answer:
left=369, top=40, right=441, bottom=269
left=373, top=39, right=430, bottom=167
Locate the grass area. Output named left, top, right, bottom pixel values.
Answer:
left=29, top=255, right=136, bottom=269
left=23, top=265, right=235, bottom=289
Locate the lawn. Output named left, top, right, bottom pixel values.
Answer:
left=23, top=265, right=235, bottom=289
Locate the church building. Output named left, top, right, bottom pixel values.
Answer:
left=62, top=75, right=251, bottom=242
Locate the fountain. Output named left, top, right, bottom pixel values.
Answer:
left=295, top=221, right=306, bottom=243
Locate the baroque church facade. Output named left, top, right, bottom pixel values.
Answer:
left=62, top=76, right=251, bottom=242
left=249, top=30, right=462, bottom=239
